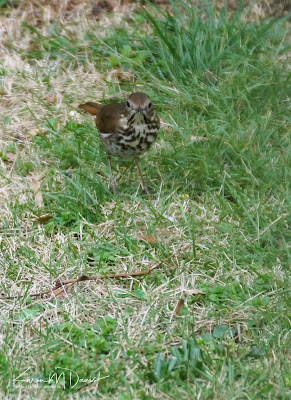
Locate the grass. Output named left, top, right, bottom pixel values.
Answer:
left=0, top=0, right=290, bottom=399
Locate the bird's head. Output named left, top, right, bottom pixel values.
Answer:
left=126, top=92, right=155, bottom=117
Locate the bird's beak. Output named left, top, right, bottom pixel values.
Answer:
left=136, top=106, right=143, bottom=114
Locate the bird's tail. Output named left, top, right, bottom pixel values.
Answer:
left=79, top=102, right=100, bottom=116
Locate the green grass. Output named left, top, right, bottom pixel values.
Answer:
left=0, top=1, right=290, bottom=399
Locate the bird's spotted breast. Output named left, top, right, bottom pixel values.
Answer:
left=100, top=113, right=159, bottom=158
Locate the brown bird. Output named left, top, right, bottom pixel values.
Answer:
left=79, top=92, right=160, bottom=194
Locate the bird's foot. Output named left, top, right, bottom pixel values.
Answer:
left=141, top=184, right=151, bottom=196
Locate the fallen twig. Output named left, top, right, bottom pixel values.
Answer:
left=175, top=299, right=185, bottom=316
left=2, top=244, right=192, bottom=300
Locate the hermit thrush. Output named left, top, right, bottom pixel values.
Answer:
left=79, top=92, right=160, bottom=194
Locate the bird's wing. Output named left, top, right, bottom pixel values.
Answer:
left=97, top=103, right=126, bottom=133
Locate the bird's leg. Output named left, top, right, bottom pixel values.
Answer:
left=106, top=155, right=119, bottom=195
left=135, top=157, right=150, bottom=195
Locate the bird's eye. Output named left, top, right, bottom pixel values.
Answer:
left=148, top=102, right=152, bottom=108
left=126, top=101, right=130, bottom=107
